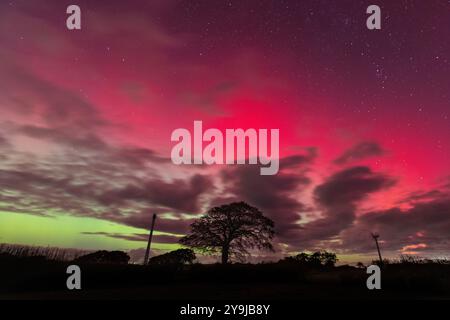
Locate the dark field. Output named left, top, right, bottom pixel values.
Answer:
left=2, top=254, right=450, bottom=300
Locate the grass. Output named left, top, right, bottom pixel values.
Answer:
left=0, top=243, right=90, bottom=261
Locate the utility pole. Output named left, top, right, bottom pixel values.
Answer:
left=371, top=233, right=383, bottom=267
left=143, top=213, right=157, bottom=265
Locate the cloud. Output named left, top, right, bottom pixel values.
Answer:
left=338, top=196, right=450, bottom=256
left=0, top=158, right=211, bottom=220
left=398, top=189, right=449, bottom=205
left=97, top=174, right=213, bottom=212
left=81, top=231, right=182, bottom=244
left=334, top=141, right=385, bottom=165
left=118, top=212, right=196, bottom=235
left=0, top=134, right=9, bottom=147
left=314, top=166, right=395, bottom=207
left=0, top=56, right=211, bottom=244
left=219, top=154, right=314, bottom=244
left=285, top=166, right=395, bottom=249
left=0, top=60, right=106, bottom=130
left=0, top=134, right=11, bottom=161
left=400, top=243, right=427, bottom=255
left=0, top=52, right=208, bottom=219
left=18, top=125, right=108, bottom=151
left=280, top=147, right=317, bottom=169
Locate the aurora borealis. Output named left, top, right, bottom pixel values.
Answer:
left=0, top=0, right=449, bottom=264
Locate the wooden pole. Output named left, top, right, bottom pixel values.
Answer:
left=143, top=213, right=157, bottom=265
left=371, top=233, right=383, bottom=267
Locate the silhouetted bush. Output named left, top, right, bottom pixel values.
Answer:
left=279, top=251, right=338, bottom=268
left=148, top=248, right=196, bottom=266
left=73, top=250, right=130, bottom=264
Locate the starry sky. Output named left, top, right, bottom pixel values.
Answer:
left=0, top=0, right=449, bottom=263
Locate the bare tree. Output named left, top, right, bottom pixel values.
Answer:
left=180, top=202, right=275, bottom=264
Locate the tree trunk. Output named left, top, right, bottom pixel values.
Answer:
left=221, top=244, right=229, bottom=264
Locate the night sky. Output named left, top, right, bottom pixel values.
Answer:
left=0, top=0, right=449, bottom=263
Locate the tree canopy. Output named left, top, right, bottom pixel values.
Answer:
left=280, top=251, right=338, bottom=268
left=73, top=250, right=130, bottom=264
left=180, top=201, right=275, bottom=264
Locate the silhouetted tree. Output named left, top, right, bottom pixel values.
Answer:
left=180, top=202, right=275, bottom=264
left=280, top=250, right=338, bottom=268
left=148, top=249, right=196, bottom=265
left=318, top=251, right=338, bottom=267
left=309, top=251, right=324, bottom=267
